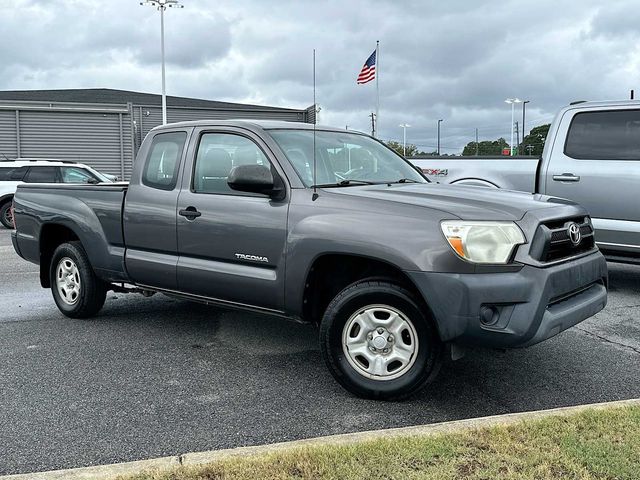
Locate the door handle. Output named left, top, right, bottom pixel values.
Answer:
left=552, top=173, right=581, bottom=182
left=179, top=207, right=201, bottom=220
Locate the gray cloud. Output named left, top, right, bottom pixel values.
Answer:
left=1, top=0, right=639, bottom=152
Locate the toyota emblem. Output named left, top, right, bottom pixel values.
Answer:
left=568, top=222, right=581, bottom=245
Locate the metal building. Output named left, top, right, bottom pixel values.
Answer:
left=0, top=88, right=315, bottom=179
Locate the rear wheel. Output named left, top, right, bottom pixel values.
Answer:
left=319, top=280, right=442, bottom=400
left=0, top=201, right=13, bottom=229
left=50, top=241, right=107, bottom=318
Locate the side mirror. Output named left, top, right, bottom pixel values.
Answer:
left=227, top=164, right=284, bottom=199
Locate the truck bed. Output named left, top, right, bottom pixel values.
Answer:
left=409, top=156, right=540, bottom=192
left=12, top=182, right=129, bottom=282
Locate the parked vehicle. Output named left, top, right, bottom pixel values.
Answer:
left=411, top=100, right=640, bottom=264
left=11, top=120, right=608, bottom=400
left=0, top=159, right=116, bottom=228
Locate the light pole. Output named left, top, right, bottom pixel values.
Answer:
left=140, top=0, right=183, bottom=125
left=522, top=100, right=530, bottom=149
left=437, top=119, right=443, bottom=155
left=399, top=123, right=411, bottom=157
left=504, top=98, right=522, bottom=155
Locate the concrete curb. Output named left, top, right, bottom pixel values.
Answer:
left=4, top=398, right=639, bottom=480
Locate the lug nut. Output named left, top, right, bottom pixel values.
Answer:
left=387, top=335, right=394, bottom=342
left=369, top=346, right=376, bottom=352
left=367, top=333, right=373, bottom=340
left=377, top=328, right=384, bottom=334
left=383, top=348, right=389, bottom=353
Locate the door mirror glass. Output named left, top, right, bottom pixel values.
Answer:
left=227, top=164, right=282, bottom=198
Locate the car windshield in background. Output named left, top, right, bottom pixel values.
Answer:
left=268, top=129, right=427, bottom=187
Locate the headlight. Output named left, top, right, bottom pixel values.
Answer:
left=440, top=221, right=525, bottom=264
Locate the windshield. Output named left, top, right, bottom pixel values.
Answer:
left=268, top=129, right=427, bottom=186
left=85, top=166, right=113, bottom=183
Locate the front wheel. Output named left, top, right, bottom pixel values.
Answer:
left=50, top=241, right=107, bottom=318
left=319, top=280, right=442, bottom=400
left=0, top=201, right=14, bottom=229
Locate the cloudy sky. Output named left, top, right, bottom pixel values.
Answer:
left=2, top=0, right=639, bottom=153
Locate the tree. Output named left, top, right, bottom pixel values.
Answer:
left=385, top=140, right=426, bottom=157
left=462, top=138, right=509, bottom=156
left=519, top=124, right=550, bottom=156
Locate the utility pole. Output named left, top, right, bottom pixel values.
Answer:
left=369, top=113, right=376, bottom=137
left=140, top=0, right=183, bottom=125
left=505, top=98, right=522, bottom=155
left=475, top=128, right=479, bottom=156
left=437, top=119, right=443, bottom=155
left=515, top=121, right=520, bottom=154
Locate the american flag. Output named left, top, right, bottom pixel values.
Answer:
left=357, top=50, right=376, bottom=84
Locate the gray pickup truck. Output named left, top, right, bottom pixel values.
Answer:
left=412, top=100, right=640, bottom=264
left=11, top=120, right=608, bottom=400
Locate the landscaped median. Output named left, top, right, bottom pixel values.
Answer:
left=3, top=400, right=638, bottom=480
left=118, top=402, right=640, bottom=480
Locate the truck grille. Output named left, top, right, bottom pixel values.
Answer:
left=530, top=216, right=596, bottom=263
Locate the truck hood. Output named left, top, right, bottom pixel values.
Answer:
left=324, top=183, right=569, bottom=221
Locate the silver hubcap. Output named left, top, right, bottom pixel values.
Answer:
left=342, top=304, right=419, bottom=381
left=55, top=257, right=81, bottom=306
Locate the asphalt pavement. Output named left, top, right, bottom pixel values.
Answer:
left=1, top=228, right=639, bottom=475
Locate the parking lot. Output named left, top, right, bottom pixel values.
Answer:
left=0, top=227, right=638, bottom=475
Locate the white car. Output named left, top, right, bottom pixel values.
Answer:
left=0, top=158, right=117, bottom=228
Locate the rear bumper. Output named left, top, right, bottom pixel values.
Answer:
left=11, top=230, right=21, bottom=258
left=407, top=252, right=608, bottom=348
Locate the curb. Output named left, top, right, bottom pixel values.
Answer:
left=3, top=398, right=639, bottom=480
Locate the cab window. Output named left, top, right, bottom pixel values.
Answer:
left=193, top=133, right=269, bottom=195
left=142, top=132, right=187, bottom=190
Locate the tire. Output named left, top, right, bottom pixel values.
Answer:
left=319, top=280, right=442, bottom=400
left=0, top=201, right=14, bottom=229
left=50, top=241, right=107, bottom=318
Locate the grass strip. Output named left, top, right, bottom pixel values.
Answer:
left=120, top=405, right=640, bottom=480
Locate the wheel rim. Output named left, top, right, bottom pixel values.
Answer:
left=55, top=257, right=81, bottom=306
left=342, top=304, right=419, bottom=381
left=3, top=206, right=13, bottom=227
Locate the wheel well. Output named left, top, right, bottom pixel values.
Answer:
left=39, top=224, right=79, bottom=288
left=302, top=254, right=427, bottom=325
left=0, top=194, right=13, bottom=207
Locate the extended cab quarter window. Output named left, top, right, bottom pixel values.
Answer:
left=565, top=110, right=640, bottom=160
left=24, top=166, right=58, bottom=183
left=193, top=133, right=269, bottom=195
left=142, top=132, right=187, bottom=190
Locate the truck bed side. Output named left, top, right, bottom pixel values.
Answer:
left=410, top=157, right=540, bottom=192
left=12, top=182, right=129, bottom=285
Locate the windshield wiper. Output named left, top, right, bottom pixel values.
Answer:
left=388, top=178, right=420, bottom=184
left=314, top=179, right=378, bottom=188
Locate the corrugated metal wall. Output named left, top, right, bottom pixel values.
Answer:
left=0, top=110, right=18, bottom=158
left=135, top=105, right=308, bottom=148
left=19, top=110, right=133, bottom=179
left=1, top=100, right=310, bottom=180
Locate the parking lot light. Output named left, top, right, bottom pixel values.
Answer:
left=140, top=0, right=184, bottom=125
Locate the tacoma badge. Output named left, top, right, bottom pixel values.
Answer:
left=235, top=253, right=269, bottom=263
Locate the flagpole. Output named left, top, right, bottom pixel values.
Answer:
left=375, top=40, right=380, bottom=138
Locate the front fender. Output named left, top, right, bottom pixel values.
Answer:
left=283, top=200, right=470, bottom=317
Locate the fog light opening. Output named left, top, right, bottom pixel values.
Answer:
left=480, top=306, right=499, bottom=326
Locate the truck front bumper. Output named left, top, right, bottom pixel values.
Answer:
left=407, top=252, right=608, bottom=348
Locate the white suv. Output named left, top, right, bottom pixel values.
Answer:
left=0, top=159, right=117, bottom=228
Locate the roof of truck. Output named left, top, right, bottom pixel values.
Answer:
left=150, top=119, right=365, bottom=134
